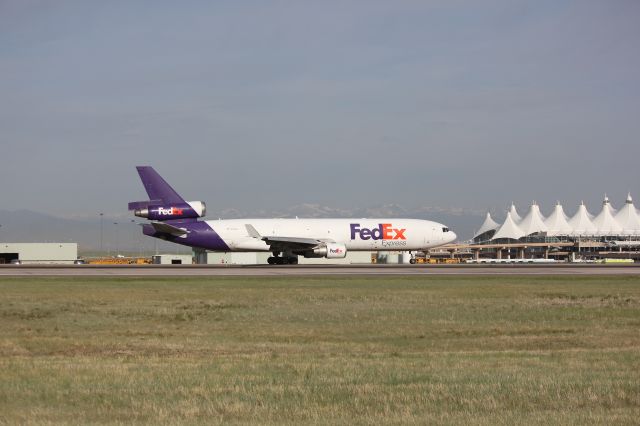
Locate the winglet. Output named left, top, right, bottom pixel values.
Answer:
left=245, top=224, right=262, bottom=239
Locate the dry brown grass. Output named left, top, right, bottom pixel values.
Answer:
left=0, top=275, right=639, bottom=424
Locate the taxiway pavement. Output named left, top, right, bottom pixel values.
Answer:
left=1, top=264, right=639, bottom=276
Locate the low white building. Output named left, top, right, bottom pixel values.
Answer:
left=376, top=251, right=413, bottom=264
left=152, top=254, right=193, bottom=265
left=297, top=251, right=373, bottom=264
left=0, top=243, right=78, bottom=264
left=195, top=251, right=269, bottom=265
left=194, top=250, right=373, bottom=265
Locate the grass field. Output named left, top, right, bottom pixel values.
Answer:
left=1, top=275, right=639, bottom=424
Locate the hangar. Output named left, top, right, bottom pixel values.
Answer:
left=0, top=243, right=78, bottom=264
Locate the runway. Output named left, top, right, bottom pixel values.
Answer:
left=1, top=264, right=639, bottom=276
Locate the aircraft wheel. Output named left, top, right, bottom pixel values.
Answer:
left=288, top=257, right=298, bottom=265
left=409, top=258, right=416, bottom=264
left=267, top=257, right=276, bottom=265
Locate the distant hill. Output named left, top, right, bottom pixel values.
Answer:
left=0, top=209, right=96, bottom=245
left=0, top=205, right=485, bottom=254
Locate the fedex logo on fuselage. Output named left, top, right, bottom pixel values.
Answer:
left=350, top=223, right=406, bottom=240
left=155, top=206, right=184, bottom=216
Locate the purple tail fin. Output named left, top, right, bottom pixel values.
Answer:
left=135, top=166, right=186, bottom=204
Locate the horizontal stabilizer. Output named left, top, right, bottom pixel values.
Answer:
left=150, top=222, right=189, bottom=237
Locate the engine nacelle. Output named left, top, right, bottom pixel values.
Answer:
left=135, top=201, right=206, bottom=221
left=310, top=243, right=347, bottom=259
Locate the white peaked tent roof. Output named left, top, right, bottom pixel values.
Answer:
left=615, top=193, right=640, bottom=235
left=593, top=195, right=623, bottom=235
left=544, top=202, right=573, bottom=236
left=607, top=195, right=618, bottom=215
left=492, top=211, right=525, bottom=240
left=509, top=203, right=522, bottom=224
left=473, top=212, right=499, bottom=239
left=518, top=203, right=548, bottom=236
left=568, top=202, right=597, bottom=236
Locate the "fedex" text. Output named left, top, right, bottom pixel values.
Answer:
left=155, top=207, right=184, bottom=216
left=350, top=223, right=406, bottom=240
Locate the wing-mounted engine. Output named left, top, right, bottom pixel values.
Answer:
left=132, top=201, right=206, bottom=221
left=307, top=243, right=347, bottom=259
left=244, top=224, right=347, bottom=261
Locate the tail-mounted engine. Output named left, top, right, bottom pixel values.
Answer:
left=133, top=201, right=206, bottom=221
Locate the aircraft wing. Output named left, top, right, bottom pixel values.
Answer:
left=150, top=222, right=189, bottom=237
left=245, top=224, right=323, bottom=250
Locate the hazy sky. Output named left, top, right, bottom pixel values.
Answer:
left=1, top=0, right=639, bottom=219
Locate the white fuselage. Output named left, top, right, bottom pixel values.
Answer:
left=209, top=218, right=456, bottom=252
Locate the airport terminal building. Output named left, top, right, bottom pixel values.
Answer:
left=460, top=194, right=640, bottom=262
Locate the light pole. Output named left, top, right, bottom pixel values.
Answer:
left=99, top=213, right=104, bottom=254
left=113, top=222, right=119, bottom=256
left=130, top=219, right=137, bottom=258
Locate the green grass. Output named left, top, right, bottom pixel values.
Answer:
left=1, top=275, right=639, bottom=424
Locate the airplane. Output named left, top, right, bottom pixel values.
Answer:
left=128, top=166, right=457, bottom=264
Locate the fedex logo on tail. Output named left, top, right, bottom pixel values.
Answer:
left=155, top=206, right=184, bottom=216
left=350, top=223, right=406, bottom=240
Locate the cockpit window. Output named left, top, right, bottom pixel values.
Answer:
left=442, top=227, right=449, bottom=232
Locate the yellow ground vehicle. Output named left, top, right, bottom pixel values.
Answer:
left=87, top=257, right=152, bottom=265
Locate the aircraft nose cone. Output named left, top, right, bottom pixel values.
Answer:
left=447, top=231, right=457, bottom=243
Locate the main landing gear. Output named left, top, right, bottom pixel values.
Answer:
left=267, top=253, right=298, bottom=265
